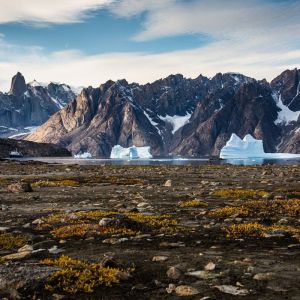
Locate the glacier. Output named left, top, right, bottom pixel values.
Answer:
left=220, top=134, right=300, bottom=159
left=110, top=145, right=153, bottom=159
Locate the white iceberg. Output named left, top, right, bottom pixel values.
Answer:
left=220, top=134, right=300, bottom=159
left=74, top=152, right=92, bottom=159
left=110, top=145, right=153, bottom=159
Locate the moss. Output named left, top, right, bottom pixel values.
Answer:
left=179, top=200, right=208, bottom=208
left=51, top=224, right=137, bottom=239
left=39, top=211, right=179, bottom=238
left=0, top=233, right=27, bottom=250
left=32, top=179, right=79, bottom=188
left=41, top=255, right=132, bottom=294
left=214, top=189, right=270, bottom=199
left=209, top=206, right=249, bottom=218
left=224, top=223, right=300, bottom=239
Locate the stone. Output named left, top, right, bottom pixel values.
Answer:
left=48, top=245, right=64, bottom=254
left=166, top=284, right=176, bottom=294
left=32, top=218, right=44, bottom=225
left=166, top=267, right=182, bottom=280
left=18, top=245, right=33, bottom=253
left=214, top=285, right=249, bottom=296
left=204, top=262, right=216, bottom=271
left=2, top=251, right=31, bottom=261
left=175, top=285, right=200, bottom=296
left=164, top=180, right=172, bottom=187
left=152, top=256, right=169, bottom=262
left=253, top=272, right=274, bottom=281
left=7, top=182, right=32, bottom=193
left=186, top=270, right=221, bottom=280
left=99, top=218, right=113, bottom=227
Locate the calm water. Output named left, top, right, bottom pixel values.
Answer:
left=15, top=157, right=300, bottom=166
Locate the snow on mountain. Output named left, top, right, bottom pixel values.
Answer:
left=273, top=93, right=299, bottom=124
left=159, top=113, right=191, bottom=134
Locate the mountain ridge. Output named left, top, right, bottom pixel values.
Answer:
left=24, top=68, right=300, bottom=157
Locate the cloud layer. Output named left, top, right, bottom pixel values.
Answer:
left=0, top=0, right=113, bottom=24
left=0, top=0, right=299, bottom=90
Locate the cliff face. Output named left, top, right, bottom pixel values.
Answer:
left=25, top=69, right=300, bottom=157
left=0, top=73, right=77, bottom=138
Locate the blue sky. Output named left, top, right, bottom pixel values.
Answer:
left=0, top=0, right=299, bottom=90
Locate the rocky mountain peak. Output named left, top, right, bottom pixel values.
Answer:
left=9, top=72, right=27, bottom=97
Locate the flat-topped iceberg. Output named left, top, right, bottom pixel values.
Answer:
left=220, top=134, right=300, bottom=159
left=110, top=145, right=153, bottom=159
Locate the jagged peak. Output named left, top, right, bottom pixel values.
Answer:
left=9, top=72, right=27, bottom=97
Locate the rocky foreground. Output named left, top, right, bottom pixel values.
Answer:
left=0, top=161, right=299, bottom=299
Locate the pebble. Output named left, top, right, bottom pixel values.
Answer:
left=48, top=245, right=64, bottom=254
left=204, top=262, right=216, bottom=271
left=214, top=285, right=249, bottom=296
left=164, top=180, right=172, bottom=187
left=7, top=182, right=32, bottom=193
left=166, top=284, right=176, bottom=294
left=186, top=270, right=220, bottom=280
left=253, top=272, right=274, bottom=281
left=166, top=267, right=182, bottom=280
left=152, top=256, right=169, bottom=262
left=2, top=251, right=31, bottom=261
left=175, top=285, right=200, bottom=296
left=18, top=244, right=33, bottom=253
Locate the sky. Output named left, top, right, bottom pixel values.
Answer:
left=0, top=0, right=299, bottom=91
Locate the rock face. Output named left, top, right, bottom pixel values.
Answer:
left=0, top=138, right=71, bottom=158
left=0, top=73, right=77, bottom=138
left=25, top=70, right=300, bottom=157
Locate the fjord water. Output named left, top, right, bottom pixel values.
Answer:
left=16, top=157, right=300, bottom=166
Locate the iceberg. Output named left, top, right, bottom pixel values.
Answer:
left=220, top=134, right=300, bottom=159
left=110, top=145, right=153, bottom=159
left=74, top=152, right=92, bottom=159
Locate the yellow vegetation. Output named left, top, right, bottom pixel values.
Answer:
left=209, top=199, right=300, bottom=219
left=179, top=200, right=208, bottom=208
left=51, top=224, right=137, bottom=238
left=32, top=179, right=79, bottom=188
left=209, top=206, right=249, bottom=218
left=0, top=233, right=26, bottom=250
left=214, top=189, right=270, bottom=199
left=225, top=223, right=299, bottom=239
left=41, top=255, right=132, bottom=294
left=38, top=210, right=179, bottom=238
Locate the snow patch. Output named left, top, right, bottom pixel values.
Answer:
left=159, top=114, right=191, bottom=134
left=110, top=145, right=152, bottom=159
left=273, top=93, right=299, bottom=124
left=220, top=134, right=300, bottom=159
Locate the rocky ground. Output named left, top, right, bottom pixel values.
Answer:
left=0, top=160, right=299, bottom=299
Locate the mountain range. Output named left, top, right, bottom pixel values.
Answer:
left=0, top=72, right=77, bottom=138
left=1, top=69, right=299, bottom=157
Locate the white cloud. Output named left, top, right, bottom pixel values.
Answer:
left=0, top=0, right=113, bottom=24
left=0, top=0, right=299, bottom=90
left=0, top=37, right=299, bottom=92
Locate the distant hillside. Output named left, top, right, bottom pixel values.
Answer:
left=0, top=138, right=71, bottom=158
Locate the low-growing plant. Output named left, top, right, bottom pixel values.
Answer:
left=41, top=255, right=132, bottom=294
left=0, top=232, right=27, bottom=250
left=179, top=200, right=208, bottom=208
left=32, top=179, right=79, bottom=188
left=214, top=189, right=270, bottom=199
left=224, top=223, right=299, bottom=239
left=209, top=206, right=249, bottom=218
left=38, top=210, right=179, bottom=238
